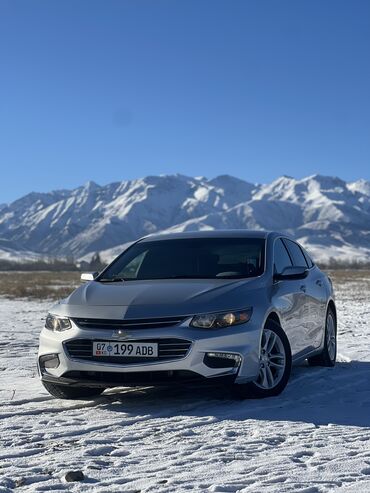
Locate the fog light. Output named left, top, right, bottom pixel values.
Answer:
left=207, top=352, right=241, bottom=362
left=204, top=352, right=242, bottom=369
left=39, top=354, right=60, bottom=370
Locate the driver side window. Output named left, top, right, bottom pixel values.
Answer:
left=274, top=239, right=292, bottom=274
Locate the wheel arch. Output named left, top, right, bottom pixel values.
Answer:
left=263, top=310, right=292, bottom=349
left=254, top=311, right=283, bottom=359
left=327, top=299, right=337, bottom=325
left=265, top=311, right=281, bottom=327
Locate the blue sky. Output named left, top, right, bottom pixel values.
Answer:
left=1, top=0, right=370, bottom=203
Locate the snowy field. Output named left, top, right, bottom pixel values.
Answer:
left=1, top=272, right=370, bottom=493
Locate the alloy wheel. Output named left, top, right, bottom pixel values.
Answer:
left=254, top=328, right=286, bottom=390
left=326, top=313, right=336, bottom=361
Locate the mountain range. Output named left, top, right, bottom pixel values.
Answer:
left=1, top=174, right=369, bottom=265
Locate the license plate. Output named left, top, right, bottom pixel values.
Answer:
left=93, top=341, right=158, bottom=358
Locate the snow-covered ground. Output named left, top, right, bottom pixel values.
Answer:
left=1, top=273, right=370, bottom=493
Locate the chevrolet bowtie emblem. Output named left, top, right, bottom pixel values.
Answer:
left=112, top=329, right=131, bottom=339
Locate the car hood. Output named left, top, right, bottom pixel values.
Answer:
left=55, top=278, right=263, bottom=318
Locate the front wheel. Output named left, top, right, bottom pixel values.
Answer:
left=233, top=319, right=292, bottom=399
left=42, top=381, right=105, bottom=400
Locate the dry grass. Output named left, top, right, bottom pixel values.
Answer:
left=326, top=269, right=370, bottom=284
left=0, top=269, right=369, bottom=301
left=326, top=269, right=370, bottom=304
left=0, top=271, right=81, bottom=300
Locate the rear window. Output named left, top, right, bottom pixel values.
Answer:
left=274, top=238, right=293, bottom=274
left=301, top=247, right=314, bottom=268
left=100, top=237, right=266, bottom=280
left=282, top=239, right=308, bottom=268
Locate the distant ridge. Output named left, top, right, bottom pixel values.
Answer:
left=1, top=174, right=369, bottom=264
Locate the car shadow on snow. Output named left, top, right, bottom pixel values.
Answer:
left=99, top=360, right=370, bottom=428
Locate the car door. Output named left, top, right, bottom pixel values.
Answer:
left=282, top=239, right=322, bottom=352
left=271, top=238, right=308, bottom=356
left=301, top=246, right=328, bottom=348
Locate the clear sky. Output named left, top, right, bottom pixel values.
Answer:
left=1, top=0, right=370, bottom=203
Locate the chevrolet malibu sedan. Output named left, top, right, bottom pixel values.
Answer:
left=38, top=230, right=337, bottom=399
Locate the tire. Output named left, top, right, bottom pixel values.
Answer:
left=308, top=307, right=337, bottom=367
left=42, top=381, right=105, bottom=400
left=233, top=319, right=292, bottom=399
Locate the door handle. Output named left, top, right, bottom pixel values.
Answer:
left=316, top=279, right=323, bottom=287
left=300, top=285, right=306, bottom=292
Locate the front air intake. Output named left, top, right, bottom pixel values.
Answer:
left=64, top=338, right=192, bottom=364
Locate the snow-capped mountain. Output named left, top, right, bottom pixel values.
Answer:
left=0, top=239, right=47, bottom=264
left=1, top=174, right=369, bottom=264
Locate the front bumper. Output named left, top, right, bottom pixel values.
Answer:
left=38, top=318, right=261, bottom=388
left=40, top=369, right=238, bottom=388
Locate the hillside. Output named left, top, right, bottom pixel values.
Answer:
left=1, top=174, right=369, bottom=264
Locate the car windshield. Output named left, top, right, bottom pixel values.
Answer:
left=99, top=237, right=265, bottom=281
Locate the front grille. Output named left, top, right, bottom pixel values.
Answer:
left=64, top=338, right=192, bottom=364
left=72, top=316, right=187, bottom=331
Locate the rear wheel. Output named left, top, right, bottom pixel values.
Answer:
left=42, top=381, right=105, bottom=400
left=308, top=308, right=336, bottom=367
left=233, top=319, right=292, bottom=398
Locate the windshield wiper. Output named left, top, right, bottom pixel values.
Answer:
left=152, top=275, right=215, bottom=279
left=216, top=274, right=248, bottom=279
left=98, top=275, right=249, bottom=282
left=98, top=277, right=127, bottom=283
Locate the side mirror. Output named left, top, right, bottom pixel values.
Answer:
left=274, top=266, right=308, bottom=282
left=80, top=272, right=99, bottom=283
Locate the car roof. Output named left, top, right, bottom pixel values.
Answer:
left=139, top=229, right=281, bottom=242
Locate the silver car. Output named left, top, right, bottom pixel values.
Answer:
left=38, top=230, right=337, bottom=399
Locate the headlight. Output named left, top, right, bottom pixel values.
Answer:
left=190, top=309, right=252, bottom=329
left=45, top=314, right=72, bottom=332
